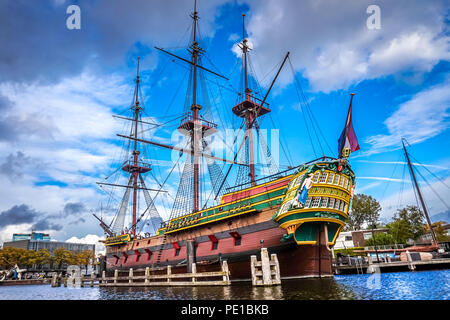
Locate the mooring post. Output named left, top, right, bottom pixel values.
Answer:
left=191, top=263, right=197, bottom=283
left=270, top=253, right=281, bottom=285
left=167, top=265, right=171, bottom=283
left=186, top=240, right=196, bottom=273
left=221, top=260, right=230, bottom=284
left=250, top=255, right=257, bottom=286
left=114, top=269, right=118, bottom=285
left=51, top=273, right=58, bottom=287
left=128, top=268, right=133, bottom=284
left=260, top=248, right=272, bottom=285
left=80, top=273, right=84, bottom=288
left=145, top=267, right=150, bottom=285
left=102, top=270, right=106, bottom=285
left=90, top=272, right=95, bottom=287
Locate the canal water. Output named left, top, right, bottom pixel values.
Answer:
left=0, top=270, right=449, bottom=300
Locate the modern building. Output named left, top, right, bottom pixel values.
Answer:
left=12, top=232, right=51, bottom=242
left=3, top=239, right=94, bottom=253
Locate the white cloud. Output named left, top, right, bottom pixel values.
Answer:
left=364, top=78, right=450, bottom=155
left=66, top=234, right=106, bottom=256
left=240, top=0, right=450, bottom=92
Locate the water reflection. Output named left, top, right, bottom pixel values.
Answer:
left=1, top=270, right=448, bottom=300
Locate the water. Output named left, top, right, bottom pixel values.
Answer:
left=0, top=270, right=449, bottom=300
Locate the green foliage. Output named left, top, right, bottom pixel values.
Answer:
left=0, top=247, right=96, bottom=270
left=345, top=194, right=381, bottom=231
left=0, top=247, right=29, bottom=268
left=387, top=205, right=426, bottom=244
left=52, top=247, right=75, bottom=268
left=365, top=233, right=396, bottom=246
left=431, top=222, right=450, bottom=242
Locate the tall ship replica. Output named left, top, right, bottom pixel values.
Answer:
left=94, top=2, right=360, bottom=280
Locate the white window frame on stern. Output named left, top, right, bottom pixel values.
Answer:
left=328, top=198, right=335, bottom=209
left=333, top=175, right=340, bottom=185
left=305, top=197, right=312, bottom=208
left=312, top=172, right=320, bottom=183
left=327, top=173, right=334, bottom=184
left=312, top=197, right=321, bottom=208
left=320, top=197, right=329, bottom=208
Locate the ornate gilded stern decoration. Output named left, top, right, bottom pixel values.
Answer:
left=272, top=159, right=355, bottom=246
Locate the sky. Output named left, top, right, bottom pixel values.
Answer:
left=0, top=0, right=449, bottom=252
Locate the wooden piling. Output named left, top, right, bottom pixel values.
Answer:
left=270, top=254, right=281, bottom=285
left=144, top=267, right=150, bottom=285
left=90, top=272, right=96, bottom=287
left=128, top=268, right=133, bottom=284
left=114, top=269, right=118, bottom=285
left=191, top=263, right=197, bottom=283
left=167, top=265, right=171, bottom=283
left=221, top=260, right=230, bottom=284
left=251, top=248, right=281, bottom=286
left=102, top=271, right=106, bottom=284
left=80, top=273, right=84, bottom=287
left=51, top=273, right=58, bottom=287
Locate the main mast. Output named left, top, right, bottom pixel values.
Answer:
left=232, top=15, right=289, bottom=186
left=131, top=57, right=141, bottom=235
left=402, top=139, right=438, bottom=246
left=242, top=14, right=256, bottom=186
left=191, top=0, right=201, bottom=212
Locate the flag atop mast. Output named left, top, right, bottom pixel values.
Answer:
left=338, top=93, right=360, bottom=158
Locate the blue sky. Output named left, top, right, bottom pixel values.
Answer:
left=0, top=0, right=449, bottom=249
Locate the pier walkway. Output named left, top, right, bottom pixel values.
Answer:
left=333, top=257, right=450, bottom=274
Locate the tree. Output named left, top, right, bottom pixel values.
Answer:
left=0, top=247, right=31, bottom=268
left=430, top=221, right=450, bottom=242
left=365, top=233, right=396, bottom=246
left=387, top=205, right=426, bottom=244
left=75, top=250, right=95, bottom=274
left=345, top=194, right=381, bottom=231
left=31, top=249, right=52, bottom=269
left=52, top=247, right=74, bottom=270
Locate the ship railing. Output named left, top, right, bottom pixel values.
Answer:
left=224, top=156, right=338, bottom=193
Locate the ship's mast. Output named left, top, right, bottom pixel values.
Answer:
left=241, top=14, right=256, bottom=186
left=191, top=0, right=201, bottom=212
left=232, top=15, right=289, bottom=186
left=131, top=57, right=141, bottom=235
left=402, top=139, right=438, bottom=246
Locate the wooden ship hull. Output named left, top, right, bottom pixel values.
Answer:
left=105, top=159, right=355, bottom=280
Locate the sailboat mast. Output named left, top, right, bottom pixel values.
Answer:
left=191, top=0, right=200, bottom=212
left=131, top=57, right=141, bottom=235
left=402, top=139, right=438, bottom=246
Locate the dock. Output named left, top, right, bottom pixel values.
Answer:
left=333, top=257, right=450, bottom=274
left=0, top=278, right=50, bottom=286
left=53, top=260, right=231, bottom=287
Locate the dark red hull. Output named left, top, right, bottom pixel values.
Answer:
left=106, top=218, right=333, bottom=280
